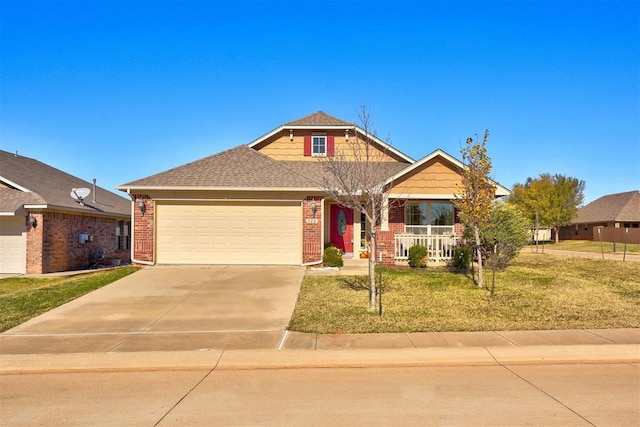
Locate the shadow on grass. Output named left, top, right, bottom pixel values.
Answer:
left=339, top=276, right=369, bottom=292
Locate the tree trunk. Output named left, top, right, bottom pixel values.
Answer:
left=554, top=226, right=559, bottom=244
left=368, top=235, right=377, bottom=311
left=473, top=225, right=484, bottom=288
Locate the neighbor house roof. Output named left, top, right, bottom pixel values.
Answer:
left=573, top=190, right=640, bottom=224
left=0, top=149, right=130, bottom=217
left=118, top=145, right=322, bottom=190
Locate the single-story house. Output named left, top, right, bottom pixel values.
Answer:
left=559, top=190, right=640, bottom=244
left=0, top=150, right=131, bottom=274
left=117, top=111, right=509, bottom=267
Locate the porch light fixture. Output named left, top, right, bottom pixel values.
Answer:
left=137, top=198, right=146, bottom=214
left=289, top=129, right=294, bottom=141
left=345, top=129, right=349, bottom=141
left=311, top=201, right=317, bottom=216
left=26, top=214, right=37, bottom=229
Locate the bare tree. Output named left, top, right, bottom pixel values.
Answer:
left=320, top=104, right=396, bottom=311
left=454, top=130, right=495, bottom=288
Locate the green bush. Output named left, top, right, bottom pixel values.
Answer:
left=408, top=244, right=429, bottom=268
left=452, top=245, right=472, bottom=270
left=323, top=245, right=344, bottom=268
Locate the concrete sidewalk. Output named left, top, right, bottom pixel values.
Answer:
left=1, top=343, right=638, bottom=374
left=1, top=329, right=638, bottom=374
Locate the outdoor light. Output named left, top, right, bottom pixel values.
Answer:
left=26, top=214, right=37, bottom=229
left=311, top=201, right=317, bottom=216
left=137, top=198, right=146, bottom=214
left=290, top=129, right=294, bottom=141
left=345, top=129, right=349, bottom=141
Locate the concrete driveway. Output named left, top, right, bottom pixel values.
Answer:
left=0, top=265, right=305, bottom=354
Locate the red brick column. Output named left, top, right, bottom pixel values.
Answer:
left=26, top=213, right=44, bottom=274
left=377, top=201, right=405, bottom=266
left=302, top=196, right=323, bottom=264
left=133, top=195, right=154, bottom=263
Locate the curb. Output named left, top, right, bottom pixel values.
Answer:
left=1, top=344, right=638, bottom=374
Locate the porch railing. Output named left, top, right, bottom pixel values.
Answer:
left=394, top=233, right=460, bottom=263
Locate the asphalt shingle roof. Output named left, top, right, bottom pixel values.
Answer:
left=0, top=149, right=130, bottom=216
left=284, top=111, right=353, bottom=127
left=118, top=145, right=321, bottom=189
left=574, top=190, right=640, bottom=223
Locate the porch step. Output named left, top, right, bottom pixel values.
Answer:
left=340, top=258, right=370, bottom=275
left=342, top=258, right=369, bottom=267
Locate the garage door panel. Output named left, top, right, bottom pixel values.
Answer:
left=156, top=202, right=301, bottom=265
left=0, top=216, right=27, bottom=274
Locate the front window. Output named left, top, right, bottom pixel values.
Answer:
left=404, top=201, right=454, bottom=234
left=116, top=221, right=131, bottom=250
left=312, top=136, right=326, bottom=157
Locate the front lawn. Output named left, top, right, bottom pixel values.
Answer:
left=289, top=253, right=640, bottom=333
left=0, top=266, right=140, bottom=332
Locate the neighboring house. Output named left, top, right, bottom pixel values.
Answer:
left=0, top=150, right=131, bottom=274
left=559, top=190, right=640, bottom=244
left=117, top=111, right=509, bottom=267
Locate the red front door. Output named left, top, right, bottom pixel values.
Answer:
left=330, top=204, right=354, bottom=254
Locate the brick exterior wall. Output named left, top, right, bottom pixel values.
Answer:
left=25, top=213, right=44, bottom=274
left=377, top=201, right=405, bottom=266
left=133, top=195, right=154, bottom=263
left=26, top=211, right=131, bottom=274
left=302, top=196, right=323, bottom=263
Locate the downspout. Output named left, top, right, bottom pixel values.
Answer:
left=127, top=190, right=154, bottom=266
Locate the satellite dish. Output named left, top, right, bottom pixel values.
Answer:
left=71, top=188, right=91, bottom=205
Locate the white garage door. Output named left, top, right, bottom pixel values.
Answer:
left=0, top=216, right=27, bottom=274
left=156, top=201, right=302, bottom=265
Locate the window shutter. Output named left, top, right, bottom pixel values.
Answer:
left=327, top=135, right=335, bottom=156
left=303, top=135, right=311, bottom=156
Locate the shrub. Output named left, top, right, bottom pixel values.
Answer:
left=408, top=244, right=429, bottom=268
left=323, top=245, right=344, bottom=268
left=452, top=245, right=472, bottom=270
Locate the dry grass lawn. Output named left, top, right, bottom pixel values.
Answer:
left=289, top=252, right=640, bottom=333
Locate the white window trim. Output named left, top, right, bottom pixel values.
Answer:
left=311, top=134, right=327, bottom=157
left=404, top=201, right=454, bottom=233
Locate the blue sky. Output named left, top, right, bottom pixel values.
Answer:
left=1, top=0, right=638, bottom=204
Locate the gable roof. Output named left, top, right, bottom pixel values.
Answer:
left=574, top=190, right=640, bottom=223
left=0, top=149, right=130, bottom=217
left=284, top=111, right=353, bottom=127
left=248, top=111, right=415, bottom=164
left=384, top=149, right=511, bottom=197
left=118, top=112, right=512, bottom=197
left=117, top=145, right=321, bottom=191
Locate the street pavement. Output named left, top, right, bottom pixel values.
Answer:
left=2, top=363, right=638, bottom=426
